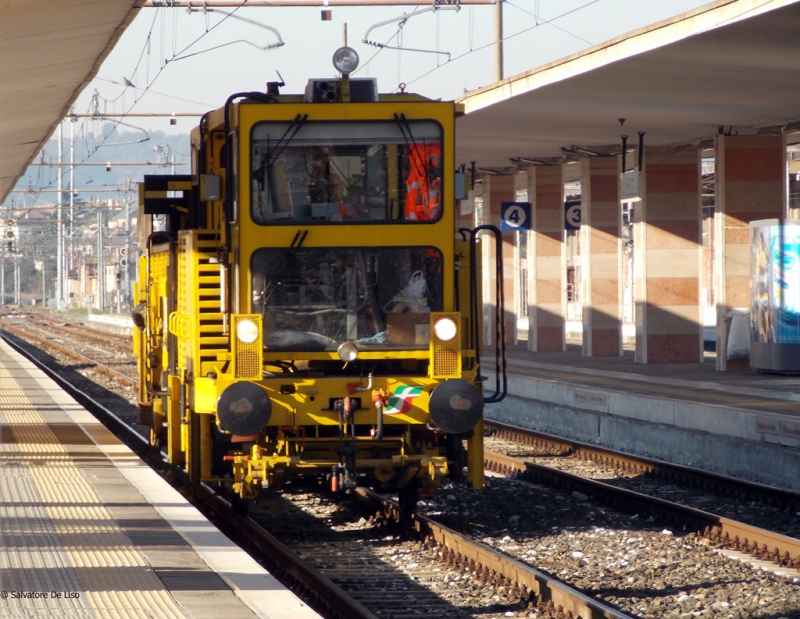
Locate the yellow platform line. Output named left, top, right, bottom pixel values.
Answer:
left=0, top=369, right=188, bottom=619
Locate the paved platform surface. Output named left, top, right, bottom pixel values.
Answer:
left=482, top=344, right=800, bottom=489
left=496, top=345, right=800, bottom=418
left=0, top=338, right=320, bottom=619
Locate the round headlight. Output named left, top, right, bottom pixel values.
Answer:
left=337, top=341, right=359, bottom=362
left=332, top=46, right=359, bottom=75
left=434, top=317, right=458, bottom=342
left=236, top=319, right=259, bottom=344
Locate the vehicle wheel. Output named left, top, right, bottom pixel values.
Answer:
left=446, top=434, right=465, bottom=482
left=398, top=480, right=419, bottom=514
left=230, top=493, right=250, bottom=517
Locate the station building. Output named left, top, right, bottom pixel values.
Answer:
left=456, top=0, right=800, bottom=372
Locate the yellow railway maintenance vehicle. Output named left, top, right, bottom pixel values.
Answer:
left=133, top=48, right=507, bottom=512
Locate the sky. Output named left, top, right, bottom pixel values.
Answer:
left=71, top=0, right=714, bottom=135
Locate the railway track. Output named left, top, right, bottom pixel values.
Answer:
left=484, top=420, right=800, bottom=570
left=485, top=420, right=800, bottom=518
left=0, top=315, right=636, bottom=619
left=483, top=449, right=800, bottom=571
left=0, top=327, right=375, bottom=619
left=254, top=483, right=635, bottom=619
left=1, top=321, right=137, bottom=386
left=3, top=312, right=799, bottom=617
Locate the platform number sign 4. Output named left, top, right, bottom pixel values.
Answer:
left=565, top=200, right=582, bottom=231
left=500, top=202, right=531, bottom=231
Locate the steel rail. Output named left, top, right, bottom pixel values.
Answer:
left=486, top=420, right=800, bottom=511
left=484, top=449, right=800, bottom=571
left=355, top=487, right=634, bottom=619
left=12, top=321, right=796, bottom=609
left=0, top=323, right=137, bottom=387
left=2, top=322, right=623, bottom=618
left=0, top=321, right=632, bottom=617
left=0, top=329, right=377, bottom=619
left=52, top=321, right=131, bottom=345
left=23, top=313, right=132, bottom=346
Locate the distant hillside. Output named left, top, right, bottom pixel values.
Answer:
left=3, top=123, right=191, bottom=208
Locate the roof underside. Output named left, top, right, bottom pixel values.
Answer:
left=456, top=0, right=800, bottom=170
left=2, top=1, right=798, bottom=200
left=0, top=0, right=143, bottom=202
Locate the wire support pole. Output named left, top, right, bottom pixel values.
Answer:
left=494, top=0, right=503, bottom=82
left=14, top=255, right=19, bottom=307
left=57, top=122, right=64, bottom=310
left=70, top=115, right=75, bottom=307
left=97, top=209, right=104, bottom=312
left=125, top=198, right=131, bottom=312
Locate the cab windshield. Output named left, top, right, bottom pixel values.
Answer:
left=251, top=246, right=443, bottom=351
left=250, top=120, right=442, bottom=224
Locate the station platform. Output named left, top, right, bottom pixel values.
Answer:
left=484, top=344, right=800, bottom=492
left=0, top=338, right=320, bottom=619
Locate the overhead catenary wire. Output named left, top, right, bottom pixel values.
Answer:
left=170, top=38, right=284, bottom=62
left=94, top=77, right=215, bottom=108
left=84, top=2, right=250, bottom=159
left=16, top=3, right=248, bottom=200
left=16, top=0, right=601, bottom=202
left=398, top=0, right=600, bottom=91
left=362, top=5, right=455, bottom=59
left=144, top=0, right=496, bottom=4
left=505, top=0, right=593, bottom=46
left=170, top=6, right=285, bottom=60
left=353, top=23, right=403, bottom=75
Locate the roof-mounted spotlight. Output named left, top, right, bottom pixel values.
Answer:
left=333, top=46, right=359, bottom=75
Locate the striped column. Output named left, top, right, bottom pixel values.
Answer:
left=526, top=165, right=565, bottom=351
left=715, top=134, right=786, bottom=371
left=581, top=156, right=622, bottom=356
left=635, top=148, right=702, bottom=363
left=483, top=174, right=518, bottom=346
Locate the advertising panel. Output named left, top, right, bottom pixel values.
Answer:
left=751, top=222, right=800, bottom=345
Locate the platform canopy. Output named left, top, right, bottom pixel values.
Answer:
left=0, top=1, right=144, bottom=203
left=456, top=0, right=800, bottom=171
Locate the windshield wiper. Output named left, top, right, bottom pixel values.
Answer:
left=265, top=113, right=308, bottom=168
left=260, top=229, right=308, bottom=306
left=393, top=112, right=427, bottom=178
left=357, top=251, right=385, bottom=334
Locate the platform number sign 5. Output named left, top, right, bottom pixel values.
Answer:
left=500, top=202, right=531, bottom=231
left=565, top=200, right=582, bottom=231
